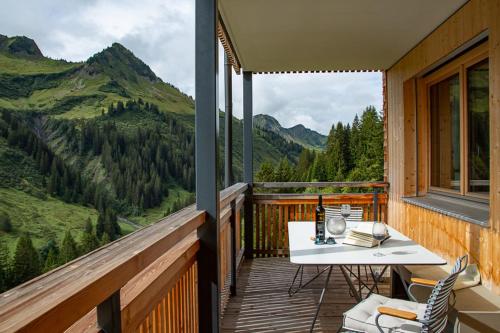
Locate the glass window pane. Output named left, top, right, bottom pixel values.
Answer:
left=430, top=74, right=460, bottom=191
left=467, top=59, right=489, bottom=194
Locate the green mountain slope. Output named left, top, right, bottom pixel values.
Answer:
left=0, top=35, right=307, bottom=253
left=254, top=114, right=326, bottom=150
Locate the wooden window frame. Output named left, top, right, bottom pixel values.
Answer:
left=421, top=42, right=489, bottom=201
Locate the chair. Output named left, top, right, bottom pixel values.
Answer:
left=324, top=206, right=363, bottom=223
left=341, top=255, right=468, bottom=333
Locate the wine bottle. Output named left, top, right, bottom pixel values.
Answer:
left=315, top=195, right=325, bottom=244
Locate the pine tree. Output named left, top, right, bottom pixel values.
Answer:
left=0, top=240, right=11, bottom=292
left=59, top=230, right=79, bottom=264
left=311, top=154, right=327, bottom=181
left=96, top=211, right=105, bottom=240
left=43, top=248, right=59, bottom=272
left=39, top=239, right=59, bottom=264
left=12, top=234, right=41, bottom=286
left=0, top=211, right=12, bottom=232
left=256, top=162, right=275, bottom=182
left=101, top=233, right=111, bottom=246
left=274, top=158, right=293, bottom=182
left=80, top=219, right=99, bottom=254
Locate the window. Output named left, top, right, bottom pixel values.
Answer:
left=429, top=74, right=460, bottom=191
left=467, top=59, right=489, bottom=194
left=425, top=43, right=489, bottom=199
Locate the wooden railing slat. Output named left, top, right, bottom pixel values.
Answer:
left=120, top=234, right=199, bottom=332
left=252, top=192, right=388, bottom=257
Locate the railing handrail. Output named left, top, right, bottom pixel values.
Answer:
left=0, top=182, right=250, bottom=332
left=253, top=181, right=389, bottom=189
left=253, top=192, right=388, bottom=202
left=220, top=182, right=248, bottom=208
left=0, top=207, right=205, bottom=332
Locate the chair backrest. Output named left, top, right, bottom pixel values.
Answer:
left=324, top=206, right=363, bottom=222
left=422, top=255, right=468, bottom=333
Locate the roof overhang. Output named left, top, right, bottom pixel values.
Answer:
left=218, top=0, right=468, bottom=73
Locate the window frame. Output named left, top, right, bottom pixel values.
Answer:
left=422, top=42, right=489, bottom=201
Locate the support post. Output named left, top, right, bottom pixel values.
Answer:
left=195, top=0, right=220, bottom=331
left=373, top=188, right=379, bottom=221
left=96, top=290, right=121, bottom=333
left=224, top=53, right=233, bottom=188
left=230, top=200, right=237, bottom=296
left=243, top=71, right=254, bottom=259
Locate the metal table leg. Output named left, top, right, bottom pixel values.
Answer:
left=340, top=265, right=361, bottom=302
left=310, top=265, right=333, bottom=332
left=289, top=265, right=330, bottom=297
left=342, top=265, right=388, bottom=300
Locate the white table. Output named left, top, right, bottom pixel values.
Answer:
left=288, top=221, right=446, bottom=331
left=289, top=222, right=447, bottom=266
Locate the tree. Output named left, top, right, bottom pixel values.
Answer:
left=256, top=162, right=275, bottom=182
left=43, top=248, right=59, bottom=273
left=12, top=234, right=41, bottom=286
left=311, top=154, right=327, bottom=181
left=59, top=230, right=79, bottom=264
left=0, top=241, right=11, bottom=292
left=80, top=219, right=99, bottom=254
left=39, top=239, right=59, bottom=264
left=101, top=233, right=111, bottom=246
left=0, top=211, right=12, bottom=232
left=274, top=158, right=293, bottom=182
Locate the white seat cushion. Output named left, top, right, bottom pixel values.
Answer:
left=343, top=294, right=426, bottom=333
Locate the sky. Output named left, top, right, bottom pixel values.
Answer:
left=0, top=0, right=382, bottom=135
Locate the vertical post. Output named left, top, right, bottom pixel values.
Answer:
left=230, top=200, right=237, bottom=296
left=243, top=71, right=254, bottom=259
left=224, top=53, right=233, bottom=188
left=97, top=291, right=121, bottom=333
left=243, top=71, right=253, bottom=183
left=373, top=188, right=379, bottom=221
left=195, top=0, right=220, bottom=332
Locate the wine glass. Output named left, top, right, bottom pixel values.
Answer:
left=340, top=204, right=351, bottom=219
left=372, top=222, right=387, bottom=257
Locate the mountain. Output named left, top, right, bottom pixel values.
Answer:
left=254, top=114, right=326, bottom=150
left=0, top=35, right=305, bottom=252
left=0, top=35, right=43, bottom=58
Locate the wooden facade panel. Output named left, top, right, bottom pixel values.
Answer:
left=390, top=200, right=499, bottom=295
left=403, top=78, right=417, bottom=196
left=387, top=0, right=500, bottom=293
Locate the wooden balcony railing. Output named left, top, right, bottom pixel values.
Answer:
left=0, top=182, right=248, bottom=333
left=251, top=182, right=389, bottom=257
left=0, top=181, right=387, bottom=332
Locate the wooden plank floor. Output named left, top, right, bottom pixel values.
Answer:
left=221, top=258, right=390, bottom=333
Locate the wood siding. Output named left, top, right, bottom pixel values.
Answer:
left=387, top=0, right=500, bottom=294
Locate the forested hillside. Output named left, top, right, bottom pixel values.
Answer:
left=0, top=35, right=307, bottom=290
left=256, top=106, right=384, bottom=188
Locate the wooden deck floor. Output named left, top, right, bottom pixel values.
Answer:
left=221, top=258, right=391, bottom=332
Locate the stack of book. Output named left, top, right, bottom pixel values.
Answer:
left=342, top=222, right=390, bottom=248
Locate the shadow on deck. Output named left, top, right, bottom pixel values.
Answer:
left=222, top=258, right=390, bottom=332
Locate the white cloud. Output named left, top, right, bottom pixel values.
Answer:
left=0, top=0, right=382, bottom=134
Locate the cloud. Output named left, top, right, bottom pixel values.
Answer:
left=0, top=0, right=382, bottom=134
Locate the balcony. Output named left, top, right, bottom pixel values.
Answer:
left=0, top=182, right=390, bottom=332
left=1, top=1, right=500, bottom=332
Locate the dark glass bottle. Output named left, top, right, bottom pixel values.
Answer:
left=315, top=195, right=325, bottom=243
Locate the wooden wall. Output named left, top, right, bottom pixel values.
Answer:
left=386, top=0, right=500, bottom=294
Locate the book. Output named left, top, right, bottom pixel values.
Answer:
left=342, top=223, right=390, bottom=248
